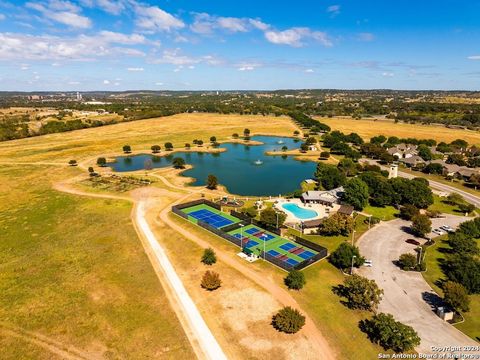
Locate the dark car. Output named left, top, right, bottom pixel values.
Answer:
left=406, top=239, right=421, bottom=246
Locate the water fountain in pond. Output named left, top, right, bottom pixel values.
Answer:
left=254, top=159, right=263, bottom=165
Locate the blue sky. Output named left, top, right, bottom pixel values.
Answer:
left=0, top=0, right=479, bottom=91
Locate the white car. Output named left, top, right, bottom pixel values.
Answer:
left=433, top=228, right=446, bottom=235
left=440, top=225, right=454, bottom=233
left=364, top=259, right=373, bottom=267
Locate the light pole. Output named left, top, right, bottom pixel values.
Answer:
left=239, top=223, right=245, bottom=251
left=351, top=230, right=356, bottom=245
left=351, top=255, right=357, bottom=275
left=262, top=234, right=268, bottom=260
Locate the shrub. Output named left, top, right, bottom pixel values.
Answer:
left=398, top=253, right=417, bottom=271
left=284, top=270, right=306, bottom=290
left=399, top=204, right=420, bottom=220
left=319, top=151, right=330, bottom=159
left=96, top=157, right=107, bottom=167
left=68, top=159, right=77, bottom=166
left=201, top=248, right=217, bottom=265
left=172, top=157, right=186, bottom=169
left=123, top=145, right=131, bottom=153
left=151, top=144, right=161, bottom=153
left=242, top=206, right=257, bottom=218
left=201, top=271, right=221, bottom=291
left=272, top=307, right=305, bottom=334
left=164, top=142, right=173, bottom=151
left=411, top=214, right=432, bottom=237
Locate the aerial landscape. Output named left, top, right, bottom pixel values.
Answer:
left=1, top=1, right=480, bottom=359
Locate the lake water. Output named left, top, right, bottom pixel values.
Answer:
left=108, top=136, right=316, bottom=196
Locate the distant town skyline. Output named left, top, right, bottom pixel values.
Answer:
left=0, top=0, right=479, bottom=91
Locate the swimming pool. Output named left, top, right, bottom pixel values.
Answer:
left=281, top=203, right=318, bottom=220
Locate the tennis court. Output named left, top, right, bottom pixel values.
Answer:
left=227, top=224, right=318, bottom=268
left=180, top=203, right=240, bottom=229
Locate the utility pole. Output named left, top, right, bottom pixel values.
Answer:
left=351, top=255, right=357, bottom=275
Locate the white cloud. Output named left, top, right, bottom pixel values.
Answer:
left=0, top=14, right=5, bottom=21
left=26, top=0, right=92, bottom=28
left=265, top=27, right=332, bottom=47
left=357, top=32, right=375, bottom=42
left=155, top=82, right=163, bottom=85
left=382, top=72, right=394, bottom=77
left=103, top=79, right=110, bottom=84
left=99, top=30, right=145, bottom=44
left=190, top=13, right=269, bottom=35
left=237, top=63, right=259, bottom=71
left=327, top=4, right=341, bottom=16
left=305, top=69, right=314, bottom=73
left=21, top=64, right=30, bottom=70
left=127, top=67, right=144, bottom=71
left=467, top=55, right=480, bottom=60
left=68, top=81, right=80, bottom=84
left=0, top=32, right=146, bottom=61
left=81, top=0, right=125, bottom=15
left=150, top=48, right=220, bottom=67
left=133, top=1, right=184, bottom=32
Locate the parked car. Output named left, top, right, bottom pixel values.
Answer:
left=364, top=259, right=373, bottom=267
left=433, top=228, right=446, bottom=235
left=440, top=225, right=454, bottom=233
left=406, top=239, right=421, bottom=246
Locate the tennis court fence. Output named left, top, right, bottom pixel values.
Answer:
left=261, top=251, right=296, bottom=271
left=230, top=210, right=281, bottom=235
left=197, top=220, right=242, bottom=247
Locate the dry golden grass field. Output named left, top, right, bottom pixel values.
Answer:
left=316, top=116, right=480, bottom=145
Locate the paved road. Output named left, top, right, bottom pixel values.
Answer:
left=135, top=201, right=227, bottom=360
left=358, top=216, right=479, bottom=355
left=360, top=159, right=480, bottom=208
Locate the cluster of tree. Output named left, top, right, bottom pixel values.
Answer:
left=329, top=242, right=365, bottom=270
left=443, top=218, right=480, bottom=294
left=259, top=207, right=287, bottom=228
left=322, top=131, right=362, bottom=160
left=284, top=270, right=306, bottom=290
left=271, top=306, right=305, bottom=334
left=318, top=213, right=355, bottom=236
left=334, top=274, right=383, bottom=311
left=288, top=111, right=330, bottom=132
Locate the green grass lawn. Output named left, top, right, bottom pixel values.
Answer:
left=0, top=165, right=192, bottom=359
left=363, top=204, right=399, bottom=221
left=428, top=195, right=476, bottom=216
left=422, top=236, right=480, bottom=341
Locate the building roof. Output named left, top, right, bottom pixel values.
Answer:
left=301, top=187, right=344, bottom=202
left=302, top=218, right=324, bottom=228
left=400, top=155, right=424, bottom=165
left=338, top=205, right=354, bottom=216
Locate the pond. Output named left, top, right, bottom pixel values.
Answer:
left=108, top=136, right=316, bottom=196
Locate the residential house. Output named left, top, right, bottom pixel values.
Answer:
left=387, top=143, right=418, bottom=159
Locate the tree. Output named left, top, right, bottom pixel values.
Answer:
left=443, top=281, right=470, bottom=312
left=423, top=163, right=443, bottom=175
left=242, top=206, right=257, bottom=218
left=197, top=140, right=204, bottom=146
left=123, top=145, right=131, bottom=153
left=232, top=133, right=239, bottom=139
left=88, top=166, right=96, bottom=176
left=210, top=136, right=217, bottom=143
left=201, top=248, right=217, bottom=265
left=293, top=130, right=300, bottom=136
left=370, top=135, right=387, bottom=144
left=319, top=151, right=330, bottom=159
left=185, top=143, right=191, bottom=150
left=300, top=143, right=309, bottom=153
left=305, top=136, right=317, bottom=145
left=206, top=174, right=218, bottom=189
left=447, top=154, right=467, bottom=166
left=260, top=207, right=286, bottom=228
left=342, top=178, right=369, bottom=210
left=398, top=253, right=417, bottom=271
left=319, top=213, right=354, bottom=236
left=444, top=255, right=480, bottom=293
left=411, top=214, right=432, bottom=237
left=458, top=203, right=475, bottom=215
left=201, top=271, right=221, bottom=291
left=243, top=128, right=250, bottom=137
left=338, top=275, right=383, bottom=311
left=314, top=163, right=346, bottom=190
left=360, top=313, right=420, bottom=352
left=172, top=157, right=186, bottom=169
left=284, top=270, right=306, bottom=290
left=282, top=145, right=288, bottom=152
left=96, top=157, right=106, bottom=167
left=337, top=158, right=358, bottom=177
left=399, top=204, right=420, bottom=220
left=271, top=307, right=305, bottom=334
left=445, top=192, right=464, bottom=205
left=165, top=142, right=173, bottom=151
left=417, top=144, right=433, bottom=161
left=68, top=159, right=77, bottom=166
left=329, top=242, right=364, bottom=269
left=151, top=144, right=161, bottom=153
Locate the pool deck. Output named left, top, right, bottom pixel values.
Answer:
left=274, top=198, right=340, bottom=224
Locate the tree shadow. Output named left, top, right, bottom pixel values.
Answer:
left=422, top=291, right=444, bottom=311
left=331, top=284, right=351, bottom=308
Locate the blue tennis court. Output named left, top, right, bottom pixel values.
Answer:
left=267, top=249, right=281, bottom=257
left=244, top=240, right=259, bottom=248
left=245, top=227, right=261, bottom=235
left=298, top=250, right=316, bottom=259
left=189, top=209, right=234, bottom=228
left=286, top=258, right=299, bottom=266
left=280, top=243, right=296, bottom=251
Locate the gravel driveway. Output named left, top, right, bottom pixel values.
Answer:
left=357, top=215, right=479, bottom=355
